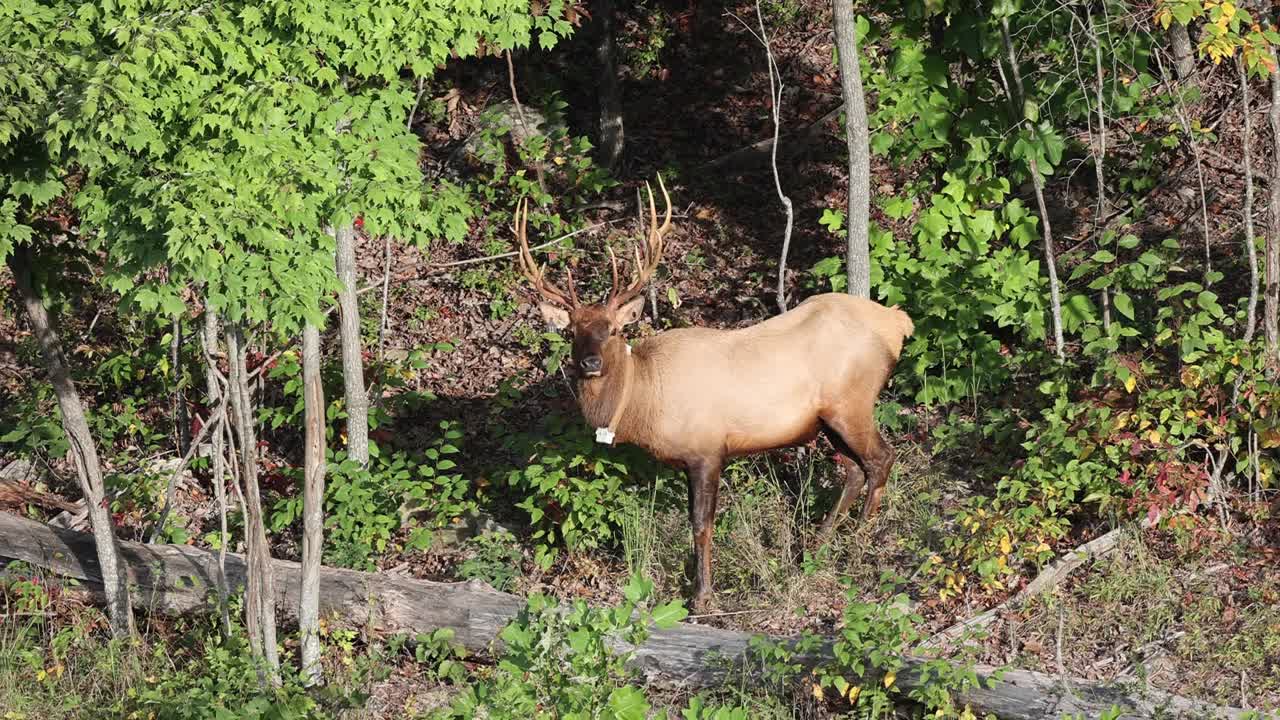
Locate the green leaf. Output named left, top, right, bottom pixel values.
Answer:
left=650, top=600, right=688, bottom=629
left=608, top=686, right=650, bottom=720
left=1113, top=292, right=1134, bottom=321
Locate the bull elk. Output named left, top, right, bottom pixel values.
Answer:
left=514, top=177, right=914, bottom=608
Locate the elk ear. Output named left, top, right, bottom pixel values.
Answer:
left=615, top=295, right=646, bottom=327
left=538, top=302, right=572, bottom=330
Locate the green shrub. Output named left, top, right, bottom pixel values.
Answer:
left=504, top=414, right=653, bottom=569
left=433, top=575, right=687, bottom=720
left=271, top=420, right=472, bottom=569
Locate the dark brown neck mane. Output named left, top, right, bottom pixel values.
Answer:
left=577, top=337, right=654, bottom=445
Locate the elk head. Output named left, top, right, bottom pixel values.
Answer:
left=515, top=177, right=672, bottom=379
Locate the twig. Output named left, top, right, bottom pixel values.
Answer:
left=506, top=49, right=546, bottom=193
left=414, top=222, right=609, bottom=273
left=730, top=5, right=794, bottom=313
left=407, top=76, right=426, bottom=132
left=916, top=525, right=1131, bottom=652
left=147, top=397, right=227, bottom=544
left=1154, top=49, right=1213, bottom=285
left=999, top=17, right=1064, bottom=361
left=377, top=235, right=393, bottom=363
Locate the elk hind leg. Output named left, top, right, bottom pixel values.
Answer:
left=818, top=427, right=866, bottom=538
left=820, top=409, right=895, bottom=529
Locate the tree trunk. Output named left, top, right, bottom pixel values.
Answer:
left=1169, top=23, right=1195, bottom=81
left=1266, top=49, right=1280, bottom=363
left=1241, top=57, right=1260, bottom=343
left=7, top=245, right=135, bottom=639
left=594, top=0, right=624, bottom=172
left=1000, top=17, right=1065, bottom=361
left=299, top=321, right=327, bottom=685
left=0, top=513, right=1253, bottom=720
left=832, top=0, right=871, bottom=298
left=225, top=323, right=281, bottom=680
left=1087, top=10, right=1111, bottom=335
left=333, top=225, right=370, bottom=466
left=201, top=309, right=232, bottom=635
left=170, top=316, right=190, bottom=458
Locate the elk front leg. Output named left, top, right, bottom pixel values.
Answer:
left=686, top=457, right=722, bottom=611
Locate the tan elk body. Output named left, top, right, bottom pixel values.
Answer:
left=516, top=179, right=914, bottom=608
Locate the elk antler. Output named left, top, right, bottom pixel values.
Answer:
left=514, top=198, right=579, bottom=309
left=608, top=174, right=672, bottom=308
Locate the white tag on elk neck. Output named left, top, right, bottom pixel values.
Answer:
left=595, top=427, right=616, bottom=445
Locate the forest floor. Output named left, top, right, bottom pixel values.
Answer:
left=3, top=0, right=1280, bottom=716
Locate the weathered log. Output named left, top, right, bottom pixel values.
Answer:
left=0, top=512, right=1257, bottom=719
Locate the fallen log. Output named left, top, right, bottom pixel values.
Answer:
left=0, top=512, right=1258, bottom=719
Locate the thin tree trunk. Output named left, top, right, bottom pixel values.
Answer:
left=225, top=323, right=281, bottom=681
left=594, top=0, right=624, bottom=172
left=1241, top=57, right=1259, bottom=343
left=299, top=321, right=327, bottom=685
left=1169, top=23, right=1195, bottom=81
left=7, top=245, right=136, bottom=639
left=201, top=310, right=232, bottom=636
left=333, top=225, right=369, bottom=466
left=170, top=317, right=190, bottom=458
left=1087, top=10, right=1111, bottom=334
left=832, top=0, right=871, bottom=298
left=1000, top=17, right=1065, bottom=361
left=1266, top=48, right=1280, bottom=363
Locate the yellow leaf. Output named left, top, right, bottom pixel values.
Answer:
left=1147, top=429, right=1162, bottom=444
left=36, top=670, right=47, bottom=682
left=1124, top=375, right=1137, bottom=393
left=999, top=535, right=1012, bottom=555
left=847, top=685, right=861, bottom=702
left=1186, top=410, right=1199, bottom=418
left=1222, top=2, right=1236, bottom=20
left=1231, top=354, right=1240, bottom=366
left=884, top=670, right=897, bottom=688
left=552, top=156, right=566, bottom=165
left=1034, top=541, right=1051, bottom=553
left=812, top=683, right=825, bottom=701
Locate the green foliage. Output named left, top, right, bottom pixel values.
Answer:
left=387, top=628, right=468, bottom=685
left=0, top=578, right=366, bottom=720
left=815, top=580, right=988, bottom=718
left=433, top=575, right=687, bottom=720
left=505, top=414, right=652, bottom=569
left=271, top=421, right=472, bottom=570
left=458, top=529, right=524, bottom=592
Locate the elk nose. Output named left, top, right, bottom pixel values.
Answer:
left=581, top=355, right=603, bottom=374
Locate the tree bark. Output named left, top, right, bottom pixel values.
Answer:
left=299, top=321, right=327, bottom=685
left=831, top=0, right=871, bottom=298
left=1169, top=22, right=1195, bottom=81
left=1241, top=57, right=1260, bottom=343
left=0, top=513, right=1253, bottom=720
left=170, top=316, right=190, bottom=458
left=1000, top=17, right=1065, bottom=361
left=225, top=323, right=281, bottom=680
left=333, top=225, right=370, bottom=466
left=1266, top=49, right=1280, bottom=364
left=7, top=245, right=135, bottom=639
left=1087, top=10, right=1111, bottom=334
left=594, top=0, right=624, bottom=172
left=201, top=309, right=232, bottom=635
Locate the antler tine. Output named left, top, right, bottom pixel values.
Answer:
left=606, top=245, right=621, bottom=301
left=608, top=175, right=673, bottom=307
left=514, top=197, right=577, bottom=309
